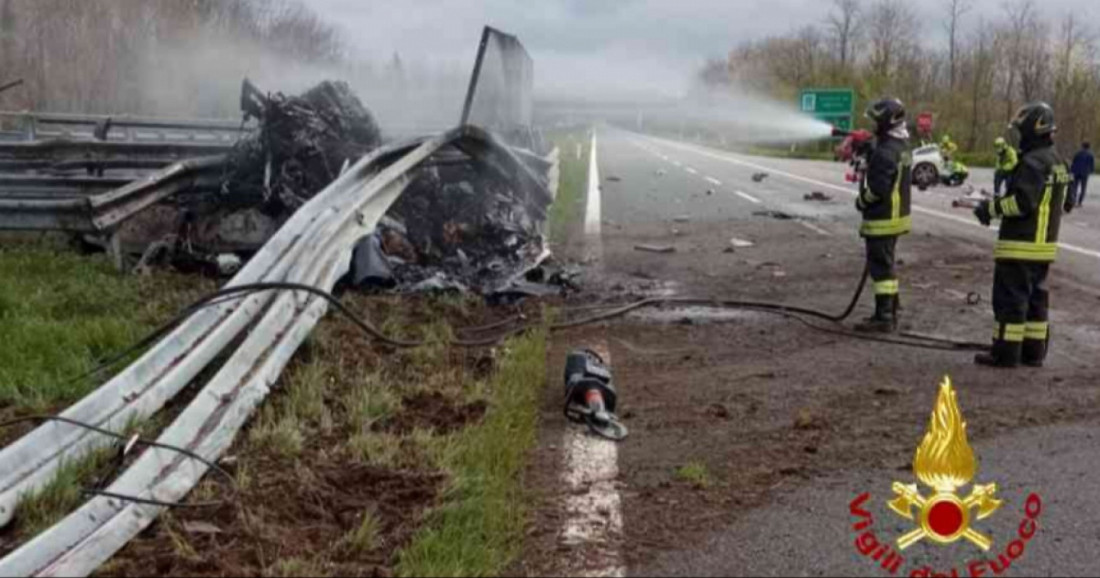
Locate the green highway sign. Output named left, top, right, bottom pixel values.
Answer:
left=800, top=88, right=854, bottom=131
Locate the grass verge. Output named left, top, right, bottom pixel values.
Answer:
left=97, top=294, right=547, bottom=578
left=547, top=132, right=590, bottom=244
left=0, top=240, right=210, bottom=414
left=0, top=238, right=211, bottom=553
left=396, top=327, right=546, bottom=577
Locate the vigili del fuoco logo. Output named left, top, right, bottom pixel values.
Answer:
left=849, top=376, right=1043, bottom=577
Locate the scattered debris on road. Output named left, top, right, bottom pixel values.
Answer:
left=606, top=175, right=622, bottom=182
left=753, top=210, right=796, bottom=220
left=655, top=168, right=667, bottom=177
left=751, top=172, right=769, bottom=183
left=673, top=215, right=691, bottom=223
left=730, top=237, right=755, bottom=248
left=635, top=244, right=676, bottom=254
left=803, top=191, right=832, bottom=202
left=951, top=188, right=992, bottom=209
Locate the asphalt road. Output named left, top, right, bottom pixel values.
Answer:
left=585, top=127, right=1100, bottom=577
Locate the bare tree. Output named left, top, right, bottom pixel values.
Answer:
left=865, top=0, right=917, bottom=86
left=966, top=19, right=996, bottom=148
left=826, top=0, right=861, bottom=71
left=944, top=0, right=972, bottom=90
left=1001, top=0, right=1036, bottom=121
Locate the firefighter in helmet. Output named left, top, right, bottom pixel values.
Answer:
left=973, top=102, right=1069, bottom=367
left=854, top=98, right=912, bottom=333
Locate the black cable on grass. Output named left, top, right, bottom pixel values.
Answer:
left=0, top=415, right=238, bottom=510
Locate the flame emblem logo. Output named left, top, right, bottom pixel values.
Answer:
left=888, top=376, right=1003, bottom=551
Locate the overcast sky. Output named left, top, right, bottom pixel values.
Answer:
left=306, top=0, right=1095, bottom=99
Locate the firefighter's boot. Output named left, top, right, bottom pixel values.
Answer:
left=854, top=295, right=897, bottom=333
left=974, top=339, right=1022, bottom=368
left=1022, top=338, right=1049, bottom=368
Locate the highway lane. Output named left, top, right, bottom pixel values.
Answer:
left=626, top=130, right=1100, bottom=288
left=586, top=128, right=1100, bottom=577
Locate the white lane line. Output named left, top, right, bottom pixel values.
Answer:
left=585, top=132, right=602, bottom=239
left=706, top=177, right=722, bottom=186
left=644, top=135, right=1100, bottom=261
left=685, top=167, right=698, bottom=175
left=672, top=160, right=682, bottom=168
left=736, top=190, right=762, bottom=204
left=799, top=221, right=833, bottom=236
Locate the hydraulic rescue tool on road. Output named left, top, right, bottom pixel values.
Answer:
left=563, top=349, right=628, bottom=441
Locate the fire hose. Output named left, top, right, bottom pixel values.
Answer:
left=64, top=268, right=986, bottom=393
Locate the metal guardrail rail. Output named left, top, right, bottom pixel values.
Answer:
left=0, top=156, right=226, bottom=232
left=0, top=111, right=247, bottom=143
left=0, top=125, right=559, bottom=577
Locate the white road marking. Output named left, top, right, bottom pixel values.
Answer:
left=585, top=132, right=603, bottom=240
left=644, top=135, right=1100, bottom=261
left=736, top=190, right=762, bottom=204
left=706, top=177, right=722, bottom=186
left=799, top=221, right=833, bottom=236
left=562, top=133, right=624, bottom=577
left=685, top=167, right=698, bottom=175
left=672, top=160, right=682, bottom=168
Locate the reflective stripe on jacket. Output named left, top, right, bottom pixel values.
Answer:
left=992, top=144, right=1068, bottom=262
left=858, top=136, right=912, bottom=238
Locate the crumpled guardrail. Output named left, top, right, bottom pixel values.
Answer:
left=0, top=125, right=557, bottom=577
left=0, top=155, right=226, bottom=232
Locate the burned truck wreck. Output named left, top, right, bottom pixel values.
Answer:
left=0, top=45, right=565, bottom=298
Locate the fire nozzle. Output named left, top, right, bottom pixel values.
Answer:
left=831, top=127, right=852, bottom=138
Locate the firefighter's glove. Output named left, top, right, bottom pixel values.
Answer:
left=973, top=201, right=993, bottom=227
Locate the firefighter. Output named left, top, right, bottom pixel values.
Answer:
left=940, top=134, right=960, bottom=178
left=854, top=98, right=912, bottom=333
left=973, top=102, right=1069, bottom=367
left=993, top=137, right=1018, bottom=197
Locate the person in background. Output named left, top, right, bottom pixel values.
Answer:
left=1069, top=142, right=1094, bottom=211
left=993, top=137, right=1018, bottom=198
left=940, top=134, right=959, bottom=168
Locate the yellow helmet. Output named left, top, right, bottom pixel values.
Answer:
left=994, top=137, right=1007, bottom=149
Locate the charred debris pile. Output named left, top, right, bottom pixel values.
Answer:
left=128, top=79, right=570, bottom=299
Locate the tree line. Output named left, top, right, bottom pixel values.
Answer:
left=700, top=0, right=1099, bottom=155
left=0, top=0, right=347, bottom=117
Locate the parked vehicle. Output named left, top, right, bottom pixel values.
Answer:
left=911, top=144, right=969, bottom=189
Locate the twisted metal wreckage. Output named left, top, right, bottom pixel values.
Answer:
left=0, top=27, right=559, bottom=576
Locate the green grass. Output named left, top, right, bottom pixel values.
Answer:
left=548, top=133, right=589, bottom=244
left=396, top=328, right=547, bottom=577
left=675, top=461, right=712, bottom=489
left=15, top=447, right=117, bottom=536
left=0, top=243, right=208, bottom=413
left=340, top=511, right=382, bottom=556
left=0, top=240, right=207, bottom=541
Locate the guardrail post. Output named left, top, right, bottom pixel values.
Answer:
left=108, top=229, right=124, bottom=272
